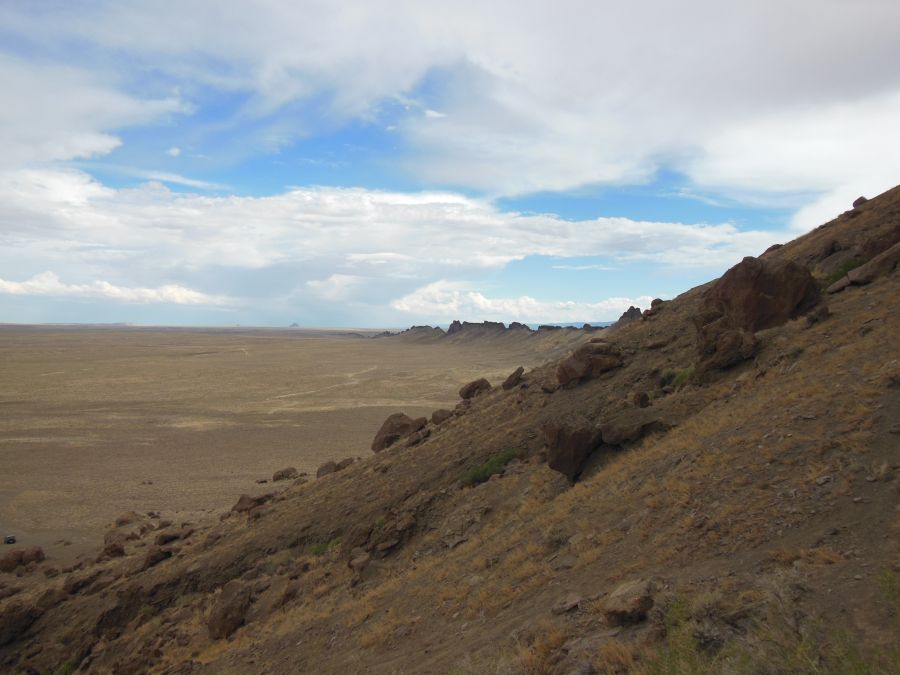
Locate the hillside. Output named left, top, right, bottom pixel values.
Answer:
left=1, top=187, right=899, bottom=674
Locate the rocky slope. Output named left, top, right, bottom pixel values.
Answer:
left=2, top=187, right=899, bottom=674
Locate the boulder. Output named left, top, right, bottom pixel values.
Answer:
left=599, top=408, right=666, bottom=446
left=701, top=256, right=819, bottom=333
left=845, top=241, right=900, bottom=286
left=207, top=580, right=252, bottom=640
left=336, top=457, right=356, bottom=471
left=603, top=579, right=654, bottom=626
left=544, top=421, right=604, bottom=482
left=142, top=546, right=173, bottom=570
left=502, top=366, right=525, bottom=390
left=852, top=196, right=868, bottom=208
left=508, top=321, right=531, bottom=331
left=0, top=547, right=45, bottom=573
left=405, top=428, right=431, bottom=447
left=431, top=408, right=454, bottom=425
left=459, top=378, right=492, bottom=399
left=272, top=467, right=299, bottom=482
left=232, top=493, right=274, bottom=513
left=316, top=461, right=337, bottom=478
left=632, top=391, right=650, bottom=408
left=96, top=542, right=126, bottom=562
left=557, top=342, right=623, bottom=386
left=371, top=412, right=428, bottom=452
left=695, top=317, right=758, bottom=371
left=552, top=592, right=582, bottom=615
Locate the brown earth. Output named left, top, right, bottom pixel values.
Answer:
left=1, top=187, right=899, bottom=674
left=0, top=326, right=585, bottom=564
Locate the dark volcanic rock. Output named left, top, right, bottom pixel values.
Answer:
left=459, top=378, right=492, bottom=400
left=0, top=547, right=44, bottom=573
left=431, top=408, right=454, bottom=425
left=0, top=602, right=42, bottom=646
left=207, top=580, right=252, bottom=640
left=543, top=421, right=605, bottom=482
left=502, top=366, right=525, bottom=390
left=272, top=467, right=299, bottom=482
left=702, top=256, right=819, bottom=332
left=557, top=341, right=623, bottom=386
left=508, top=321, right=531, bottom=331
left=852, top=196, right=868, bottom=208
left=371, top=412, right=428, bottom=452
left=316, top=461, right=337, bottom=478
left=446, top=319, right=463, bottom=334
left=232, top=493, right=274, bottom=513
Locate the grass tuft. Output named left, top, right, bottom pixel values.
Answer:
left=462, top=449, right=521, bottom=486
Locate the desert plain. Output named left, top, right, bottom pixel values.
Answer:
left=0, top=325, right=570, bottom=562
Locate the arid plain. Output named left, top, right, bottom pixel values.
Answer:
left=0, top=325, right=577, bottom=562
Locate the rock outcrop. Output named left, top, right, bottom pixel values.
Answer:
left=371, top=413, right=428, bottom=452
left=615, top=306, right=642, bottom=326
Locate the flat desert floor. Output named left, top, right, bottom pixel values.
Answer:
left=0, top=325, right=568, bottom=562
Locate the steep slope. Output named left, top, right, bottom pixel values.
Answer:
left=1, top=187, right=899, bottom=674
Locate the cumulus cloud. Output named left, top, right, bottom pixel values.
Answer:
left=2, top=1, right=898, bottom=207
left=391, top=280, right=654, bottom=323
left=0, top=272, right=229, bottom=305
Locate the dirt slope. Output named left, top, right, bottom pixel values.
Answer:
left=1, top=187, right=899, bottom=674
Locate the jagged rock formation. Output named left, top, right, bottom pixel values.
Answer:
left=2, top=185, right=899, bottom=674
left=615, top=305, right=643, bottom=326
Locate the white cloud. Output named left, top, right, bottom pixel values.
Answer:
left=0, top=54, right=183, bottom=169
left=0, top=271, right=228, bottom=305
left=391, top=280, right=654, bottom=323
left=166, top=146, right=182, bottom=157
left=2, top=1, right=898, bottom=205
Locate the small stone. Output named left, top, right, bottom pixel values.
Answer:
left=552, top=593, right=582, bottom=615
left=815, top=475, right=832, bottom=486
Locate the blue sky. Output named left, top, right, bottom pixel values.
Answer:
left=1, top=1, right=899, bottom=327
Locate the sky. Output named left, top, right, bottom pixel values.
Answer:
left=1, top=1, right=899, bottom=328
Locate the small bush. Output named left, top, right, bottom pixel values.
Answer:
left=462, top=449, right=520, bottom=486
left=661, top=367, right=694, bottom=390
left=821, top=259, right=863, bottom=288
left=307, top=538, right=339, bottom=556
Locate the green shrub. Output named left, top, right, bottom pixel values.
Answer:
left=462, top=449, right=521, bottom=486
left=661, top=367, right=694, bottom=390
left=307, top=538, right=340, bottom=556
left=821, top=259, right=863, bottom=288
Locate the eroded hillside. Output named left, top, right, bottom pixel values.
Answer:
left=1, top=187, right=899, bottom=674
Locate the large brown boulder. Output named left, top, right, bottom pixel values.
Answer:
left=371, top=412, right=427, bottom=452
left=543, top=421, right=604, bottom=482
left=702, top=256, right=819, bottom=332
left=272, top=467, right=299, bottom=482
left=501, top=366, right=525, bottom=390
left=557, top=341, right=623, bottom=386
left=0, top=547, right=45, bottom=573
left=431, top=408, right=454, bottom=425
left=459, top=378, right=492, bottom=399
left=207, top=580, right=252, bottom=640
